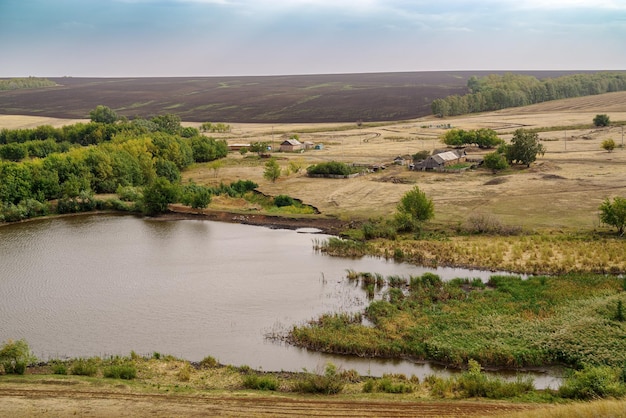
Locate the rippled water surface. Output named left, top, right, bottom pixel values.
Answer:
left=0, top=214, right=560, bottom=388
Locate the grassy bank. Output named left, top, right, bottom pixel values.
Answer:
left=290, top=272, right=626, bottom=370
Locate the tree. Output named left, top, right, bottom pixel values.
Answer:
left=599, top=197, right=626, bottom=235
left=151, top=114, right=182, bottom=134
left=483, top=151, right=508, bottom=173
left=0, top=339, right=36, bottom=375
left=593, top=114, right=611, bottom=127
left=141, top=178, right=180, bottom=215
left=505, top=129, right=546, bottom=167
left=181, top=183, right=211, bottom=210
left=89, top=105, right=118, bottom=124
left=249, top=141, right=269, bottom=156
left=0, top=143, right=27, bottom=161
left=602, top=138, right=616, bottom=153
left=263, top=158, right=281, bottom=183
left=394, top=186, right=434, bottom=232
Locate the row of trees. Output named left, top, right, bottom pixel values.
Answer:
left=0, top=76, right=56, bottom=91
left=432, top=72, right=626, bottom=117
left=441, top=128, right=502, bottom=148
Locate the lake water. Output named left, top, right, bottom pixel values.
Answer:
left=0, top=214, right=560, bottom=388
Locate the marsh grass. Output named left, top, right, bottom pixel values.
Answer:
left=291, top=271, right=626, bottom=370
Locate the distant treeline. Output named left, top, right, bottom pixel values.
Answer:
left=431, top=72, right=626, bottom=117
left=0, top=77, right=57, bottom=91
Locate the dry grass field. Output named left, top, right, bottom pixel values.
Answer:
left=182, top=91, right=626, bottom=232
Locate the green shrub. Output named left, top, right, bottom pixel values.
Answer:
left=377, top=377, right=413, bottom=394
left=558, top=365, right=625, bottom=400
left=104, top=363, right=137, bottom=380
left=274, top=194, right=295, bottom=207
left=457, top=360, right=534, bottom=399
left=242, top=374, right=279, bottom=391
left=0, top=339, right=36, bottom=375
left=51, top=361, right=68, bottom=375
left=306, top=161, right=361, bottom=176
left=293, top=363, right=344, bottom=394
left=70, top=358, right=99, bottom=376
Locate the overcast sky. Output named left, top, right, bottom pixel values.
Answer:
left=1, top=0, right=625, bottom=77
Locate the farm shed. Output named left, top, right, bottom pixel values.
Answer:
left=228, top=143, right=250, bottom=152
left=413, top=149, right=466, bottom=171
left=279, top=139, right=304, bottom=152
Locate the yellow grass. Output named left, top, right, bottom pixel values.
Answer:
left=500, top=399, right=626, bottom=418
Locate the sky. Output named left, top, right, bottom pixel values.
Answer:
left=1, top=0, right=625, bottom=77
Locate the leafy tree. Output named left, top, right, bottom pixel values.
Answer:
left=483, top=151, right=508, bottom=173
left=181, top=183, right=211, bottom=210
left=602, top=138, right=616, bottom=152
left=593, top=114, right=611, bottom=127
left=141, top=178, right=180, bottom=215
left=0, top=339, right=36, bottom=375
left=263, top=159, right=281, bottom=183
left=89, top=105, right=118, bottom=124
left=154, top=158, right=181, bottom=183
left=0, top=162, right=33, bottom=204
left=394, top=186, right=434, bottom=232
left=0, top=143, right=27, bottom=161
left=599, top=197, right=626, bottom=235
left=190, top=136, right=228, bottom=162
left=505, top=129, right=546, bottom=167
left=249, top=141, right=270, bottom=156
left=151, top=114, right=182, bottom=134
left=474, top=128, right=503, bottom=148
left=431, top=98, right=450, bottom=118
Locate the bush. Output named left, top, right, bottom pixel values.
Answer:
left=274, top=194, right=295, bottom=207
left=559, top=365, right=625, bottom=400
left=51, top=361, right=68, bottom=375
left=363, top=377, right=413, bottom=394
left=242, top=374, right=279, bottom=391
left=199, top=355, right=218, bottom=369
left=293, top=363, right=344, bottom=394
left=70, top=358, right=99, bottom=376
left=0, top=339, right=36, bottom=375
left=306, top=161, right=360, bottom=176
left=104, top=363, right=137, bottom=380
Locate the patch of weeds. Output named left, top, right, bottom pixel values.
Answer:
left=293, top=363, right=345, bottom=394
left=104, top=363, right=137, bottom=380
left=242, top=374, right=279, bottom=391
left=70, top=358, right=99, bottom=377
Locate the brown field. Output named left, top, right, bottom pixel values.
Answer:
left=0, top=70, right=590, bottom=123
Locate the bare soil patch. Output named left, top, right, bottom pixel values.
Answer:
left=0, top=381, right=540, bottom=417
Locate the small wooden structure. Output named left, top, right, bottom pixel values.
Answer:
left=279, top=139, right=304, bottom=152
left=413, top=149, right=466, bottom=171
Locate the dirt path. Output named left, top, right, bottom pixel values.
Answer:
left=0, top=384, right=540, bottom=417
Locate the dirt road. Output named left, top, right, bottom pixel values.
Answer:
left=0, top=382, right=540, bottom=417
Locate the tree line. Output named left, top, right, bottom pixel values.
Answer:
left=0, top=76, right=57, bottom=91
left=0, top=106, right=229, bottom=221
left=431, top=72, right=626, bottom=117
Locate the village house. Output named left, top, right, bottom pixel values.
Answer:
left=279, top=139, right=304, bottom=152
left=412, top=149, right=467, bottom=171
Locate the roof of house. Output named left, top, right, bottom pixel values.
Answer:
left=281, top=139, right=302, bottom=146
left=432, top=151, right=460, bottom=163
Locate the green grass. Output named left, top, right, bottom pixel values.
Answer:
left=290, top=272, right=626, bottom=369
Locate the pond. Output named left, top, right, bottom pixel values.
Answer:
left=0, top=214, right=560, bottom=388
